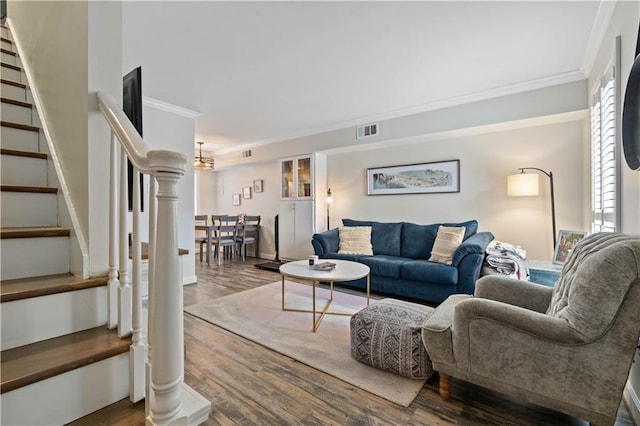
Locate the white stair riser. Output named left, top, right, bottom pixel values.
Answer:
left=1, top=27, right=8, bottom=38
left=0, top=154, right=47, bottom=187
left=0, top=65, right=23, bottom=82
left=0, top=82, right=26, bottom=101
left=1, top=192, right=57, bottom=227
left=1, top=353, right=129, bottom=425
left=1, top=236, right=69, bottom=280
left=1, top=102, right=33, bottom=126
left=1, top=51, right=19, bottom=65
left=1, top=286, right=107, bottom=350
left=1, top=39, right=12, bottom=50
left=0, top=125, right=39, bottom=151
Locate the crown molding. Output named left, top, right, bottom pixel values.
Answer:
left=214, top=70, right=585, bottom=156
left=580, top=0, right=618, bottom=76
left=142, top=96, right=200, bottom=119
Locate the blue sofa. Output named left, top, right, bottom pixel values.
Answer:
left=311, top=219, right=494, bottom=304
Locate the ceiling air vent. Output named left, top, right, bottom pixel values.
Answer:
left=356, top=123, right=379, bottom=139
left=241, top=149, right=252, bottom=159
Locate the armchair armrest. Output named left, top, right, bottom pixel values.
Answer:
left=475, top=275, right=553, bottom=313
left=454, top=298, right=583, bottom=344
left=311, top=228, right=339, bottom=256
left=451, top=298, right=585, bottom=372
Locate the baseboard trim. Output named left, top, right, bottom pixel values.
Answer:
left=623, top=381, right=640, bottom=426
left=182, top=275, right=197, bottom=286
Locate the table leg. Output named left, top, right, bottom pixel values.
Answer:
left=312, top=279, right=316, bottom=332
left=281, top=275, right=285, bottom=310
left=207, top=229, right=213, bottom=266
left=366, top=274, right=370, bottom=306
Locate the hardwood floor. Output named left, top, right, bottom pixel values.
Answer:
left=71, top=257, right=634, bottom=426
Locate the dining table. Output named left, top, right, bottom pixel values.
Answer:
left=195, top=222, right=261, bottom=265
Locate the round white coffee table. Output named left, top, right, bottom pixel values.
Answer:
left=279, top=259, right=370, bottom=332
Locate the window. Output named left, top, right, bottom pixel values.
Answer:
left=590, top=42, right=620, bottom=233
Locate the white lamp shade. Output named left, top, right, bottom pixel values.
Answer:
left=507, top=173, right=539, bottom=196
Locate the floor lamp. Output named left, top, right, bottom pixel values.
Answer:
left=326, top=188, right=332, bottom=231
left=507, top=167, right=557, bottom=250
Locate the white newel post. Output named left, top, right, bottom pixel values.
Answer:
left=108, top=132, right=119, bottom=329
left=148, top=152, right=186, bottom=424
left=146, top=176, right=157, bottom=417
left=118, top=147, right=132, bottom=337
left=130, top=167, right=147, bottom=402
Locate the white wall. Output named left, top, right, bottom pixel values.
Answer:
left=329, top=118, right=585, bottom=261
left=198, top=162, right=280, bottom=259
left=142, top=103, right=197, bottom=284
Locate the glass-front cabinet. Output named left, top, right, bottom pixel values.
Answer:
left=280, top=155, right=313, bottom=200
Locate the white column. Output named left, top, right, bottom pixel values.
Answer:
left=148, top=169, right=184, bottom=423
left=118, top=147, right=132, bottom=337
left=107, top=131, right=119, bottom=329
left=146, top=176, right=157, bottom=417
left=130, top=167, right=146, bottom=402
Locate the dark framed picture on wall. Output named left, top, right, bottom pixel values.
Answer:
left=367, top=160, right=460, bottom=195
left=232, top=193, right=240, bottom=206
left=243, top=186, right=251, bottom=199
left=253, top=179, right=263, bottom=193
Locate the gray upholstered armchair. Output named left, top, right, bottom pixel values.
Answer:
left=422, top=232, right=640, bottom=425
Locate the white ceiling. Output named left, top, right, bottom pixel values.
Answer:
left=122, top=1, right=604, bottom=155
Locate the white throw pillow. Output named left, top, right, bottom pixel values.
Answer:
left=428, top=226, right=466, bottom=265
left=338, top=226, right=373, bottom=255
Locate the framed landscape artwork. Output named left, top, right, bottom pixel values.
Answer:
left=553, top=230, right=588, bottom=264
left=367, top=160, right=460, bottom=195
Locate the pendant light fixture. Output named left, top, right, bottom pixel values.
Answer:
left=194, top=141, right=214, bottom=171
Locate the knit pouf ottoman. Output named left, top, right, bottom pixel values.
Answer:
left=350, top=298, right=434, bottom=379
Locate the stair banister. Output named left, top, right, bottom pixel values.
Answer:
left=97, top=91, right=210, bottom=424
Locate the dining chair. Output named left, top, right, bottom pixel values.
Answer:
left=195, top=215, right=209, bottom=262
left=213, top=215, right=238, bottom=265
left=236, top=215, right=261, bottom=261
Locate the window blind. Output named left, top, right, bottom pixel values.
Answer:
left=590, top=65, right=618, bottom=233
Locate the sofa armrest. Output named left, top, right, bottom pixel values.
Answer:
left=452, top=232, right=494, bottom=267
left=311, top=228, right=340, bottom=256
left=475, top=275, right=553, bottom=313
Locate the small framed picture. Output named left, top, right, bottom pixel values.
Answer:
left=553, top=230, right=588, bottom=264
left=253, top=179, right=263, bottom=193
left=232, top=193, right=241, bottom=206
left=243, top=186, right=251, bottom=199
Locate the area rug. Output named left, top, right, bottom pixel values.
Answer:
left=185, top=281, right=427, bottom=407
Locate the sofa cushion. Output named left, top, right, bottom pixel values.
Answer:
left=429, top=226, right=466, bottom=265
left=402, top=260, right=458, bottom=286
left=338, top=226, right=373, bottom=255
left=400, top=222, right=440, bottom=259
left=442, top=219, right=478, bottom=240
left=342, top=219, right=402, bottom=256
left=358, top=255, right=410, bottom=279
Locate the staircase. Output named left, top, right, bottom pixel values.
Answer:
left=0, top=24, right=131, bottom=425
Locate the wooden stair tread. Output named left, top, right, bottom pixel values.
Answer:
left=1, top=326, right=131, bottom=393
left=1, top=120, right=38, bottom=132
left=0, top=79, right=26, bottom=89
left=0, top=148, right=47, bottom=159
left=1, top=273, right=108, bottom=303
left=1, top=97, right=32, bottom=108
left=1, top=185, right=57, bottom=193
left=1, top=227, right=70, bottom=239
left=1, top=62, right=21, bottom=71
left=1, top=48, right=16, bottom=56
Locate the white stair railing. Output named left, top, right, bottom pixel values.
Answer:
left=97, top=92, right=210, bottom=425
